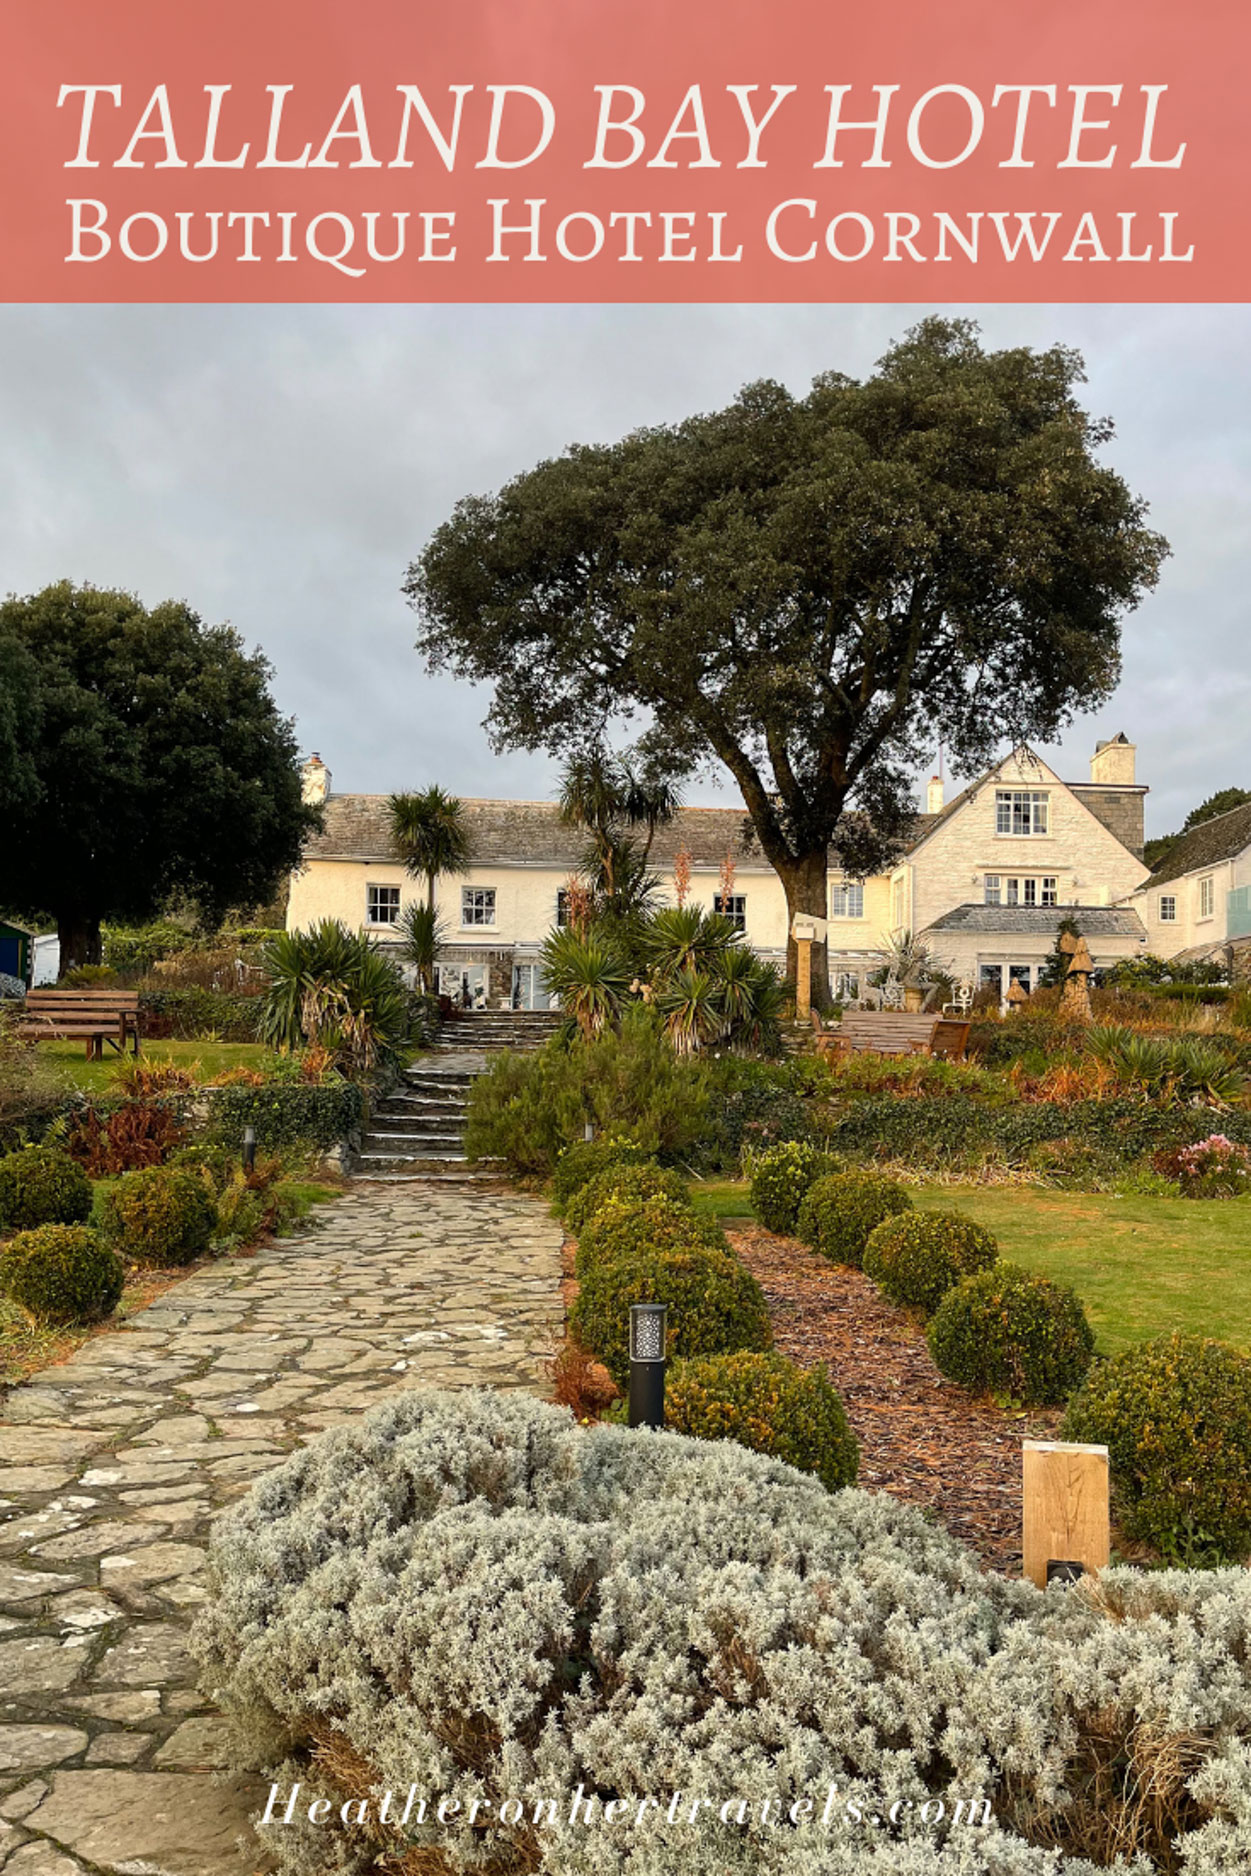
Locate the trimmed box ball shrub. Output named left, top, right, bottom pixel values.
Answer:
left=748, top=1139, right=840, bottom=1235
left=571, top=1245, right=771, bottom=1388
left=97, top=1165, right=217, bottom=1268
left=928, top=1263, right=1094, bottom=1407
left=575, top=1194, right=728, bottom=1279
left=1063, top=1334, right=1251, bottom=1562
left=665, top=1350, right=859, bottom=1492
left=196, top=1388, right=1251, bottom=1876
left=0, top=1145, right=93, bottom=1231
left=550, top=1138, right=653, bottom=1211
left=0, top=1224, right=124, bottom=1325
left=863, top=1210, right=999, bottom=1316
left=564, top=1161, right=688, bottom=1237
left=796, top=1170, right=912, bottom=1268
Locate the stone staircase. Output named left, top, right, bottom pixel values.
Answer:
left=353, top=1008, right=563, bottom=1180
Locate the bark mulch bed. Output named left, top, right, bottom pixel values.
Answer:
left=728, top=1222, right=1061, bottom=1575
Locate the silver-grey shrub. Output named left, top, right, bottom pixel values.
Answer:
left=194, top=1389, right=1251, bottom=1876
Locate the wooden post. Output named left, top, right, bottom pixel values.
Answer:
left=795, top=936, right=812, bottom=1023
left=1022, top=1440, right=1110, bottom=1588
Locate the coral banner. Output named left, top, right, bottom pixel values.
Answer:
left=0, top=0, right=1241, bottom=301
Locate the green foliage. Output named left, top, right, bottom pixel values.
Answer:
left=102, top=919, right=196, bottom=973
left=0, top=1223, right=123, bottom=1325
left=388, top=785, right=472, bottom=906
left=575, top=1194, right=727, bottom=1278
left=796, top=1170, right=913, bottom=1268
left=564, top=1161, right=689, bottom=1236
left=394, top=902, right=447, bottom=993
left=0, top=1145, right=92, bottom=1230
left=1038, top=914, right=1084, bottom=990
left=0, top=580, right=318, bottom=969
left=1088, top=1025, right=1246, bottom=1102
left=258, top=920, right=410, bottom=1077
left=571, top=1244, right=772, bottom=1388
left=463, top=1005, right=709, bottom=1179
left=97, top=1165, right=218, bottom=1268
left=205, top=1081, right=363, bottom=1154
left=1063, top=1334, right=1251, bottom=1563
left=927, top=1263, right=1095, bottom=1406
left=698, top=1081, right=813, bottom=1170
left=136, top=987, right=262, bottom=1042
left=664, top=1350, right=859, bottom=1491
left=549, top=1138, right=653, bottom=1210
left=863, top=1210, right=1000, bottom=1316
left=749, top=1139, right=841, bottom=1236
left=538, top=926, right=632, bottom=1038
left=0, top=1009, right=68, bottom=1150
left=408, top=319, right=1166, bottom=966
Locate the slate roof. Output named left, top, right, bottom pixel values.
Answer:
left=305, top=795, right=778, bottom=869
left=927, top=904, right=1146, bottom=937
left=1144, top=800, right=1251, bottom=889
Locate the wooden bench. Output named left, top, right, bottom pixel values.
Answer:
left=811, top=1008, right=971, bottom=1061
left=16, top=989, right=142, bottom=1059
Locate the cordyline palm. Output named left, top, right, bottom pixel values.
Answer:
left=539, top=927, right=631, bottom=1040
left=388, top=786, right=472, bottom=913
left=558, top=749, right=680, bottom=913
left=396, top=902, right=447, bottom=995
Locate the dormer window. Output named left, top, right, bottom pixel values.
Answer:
left=996, top=790, right=1049, bottom=836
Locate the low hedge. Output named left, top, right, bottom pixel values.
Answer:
left=205, top=1081, right=363, bottom=1154
left=863, top=1210, right=1000, bottom=1316
left=1063, top=1334, right=1251, bottom=1563
left=698, top=1084, right=814, bottom=1169
left=796, top=1170, right=913, bottom=1267
left=137, top=987, right=264, bottom=1042
left=928, top=1263, right=1095, bottom=1407
left=748, top=1139, right=840, bottom=1236
left=0, top=1223, right=124, bottom=1325
left=575, top=1194, right=727, bottom=1278
left=97, top=1165, right=218, bottom=1268
left=550, top=1139, right=653, bottom=1211
left=664, top=1350, right=859, bottom=1491
left=564, top=1162, right=688, bottom=1236
left=0, top=1145, right=93, bottom=1230
left=571, top=1244, right=772, bottom=1389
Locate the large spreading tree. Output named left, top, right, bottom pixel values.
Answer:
left=0, top=581, right=320, bottom=970
left=405, top=320, right=1168, bottom=1001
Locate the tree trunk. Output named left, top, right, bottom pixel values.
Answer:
left=776, top=850, right=834, bottom=1014
left=57, top=910, right=102, bottom=975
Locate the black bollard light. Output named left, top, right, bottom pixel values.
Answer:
left=628, top=1302, right=668, bottom=1430
left=242, top=1125, right=257, bottom=1175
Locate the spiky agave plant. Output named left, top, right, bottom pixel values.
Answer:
left=538, top=927, right=632, bottom=1039
left=655, top=966, right=723, bottom=1057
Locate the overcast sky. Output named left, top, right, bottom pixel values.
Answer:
left=0, top=300, right=1246, bottom=840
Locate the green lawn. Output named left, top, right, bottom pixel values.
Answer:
left=691, top=1177, right=1251, bottom=1357
left=39, top=1037, right=271, bottom=1093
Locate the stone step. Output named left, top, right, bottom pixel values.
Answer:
left=360, top=1132, right=466, bottom=1153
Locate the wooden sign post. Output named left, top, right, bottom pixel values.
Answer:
left=790, top=914, right=824, bottom=1026
left=1022, top=1440, right=1110, bottom=1588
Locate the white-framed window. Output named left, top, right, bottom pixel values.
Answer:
left=714, top=892, right=747, bottom=932
left=983, top=874, right=1001, bottom=906
left=461, top=886, right=496, bottom=928
left=829, top=881, right=865, bottom=919
left=1006, top=878, right=1021, bottom=906
left=1159, top=893, right=1177, bottom=923
left=1199, top=876, right=1215, bottom=920
left=996, top=789, right=1049, bottom=836
left=555, top=889, right=570, bottom=928
left=1041, top=877, right=1058, bottom=907
left=832, top=970, right=860, bottom=1002
left=366, top=884, right=400, bottom=926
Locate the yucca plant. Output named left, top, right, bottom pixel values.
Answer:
left=641, top=906, right=742, bottom=979
left=396, top=902, right=447, bottom=994
left=730, top=958, right=787, bottom=1055
left=258, top=922, right=410, bottom=1078
left=655, top=966, right=723, bottom=1057
left=538, top=927, right=632, bottom=1039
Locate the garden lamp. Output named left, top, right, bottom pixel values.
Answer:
left=628, top=1302, right=668, bottom=1430
left=242, top=1125, right=256, bottom=1174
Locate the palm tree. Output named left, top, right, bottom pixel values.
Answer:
left=396, top=902, right=447, bottom=995
left=388, top=786, right=473, bottom=915
left=557, top=749, right=681, bottom=917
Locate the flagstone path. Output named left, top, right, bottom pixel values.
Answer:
left=0, top=1184, right=563, bottom=1876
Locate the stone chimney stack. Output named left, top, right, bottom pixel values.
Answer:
left=301, top=753, right=331, bottom=805
left=1090, top=734, right=1136, bottom=786
left=926, top=774, right=945, bottom=814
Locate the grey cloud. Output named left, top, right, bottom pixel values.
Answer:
left=0, top=300, right=1246, bottom=837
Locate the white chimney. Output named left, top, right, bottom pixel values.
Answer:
left=1090, top=734, right=1136, bottom=786
left=926, top=774, right=945, bottom=814
left=301, top=753, right=331, bottom=804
